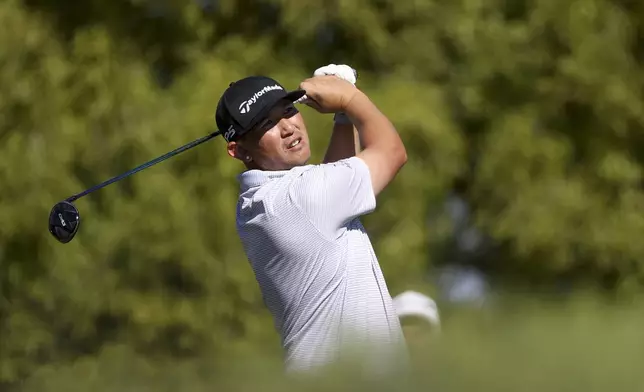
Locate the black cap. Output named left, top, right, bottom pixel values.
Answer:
left=215, top=76, right=306, bottom=142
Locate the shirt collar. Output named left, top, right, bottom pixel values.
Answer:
left=237, top=169, right=290, bottom=192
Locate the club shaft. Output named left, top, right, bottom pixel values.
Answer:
left=67, top=131, right=221, bottom=203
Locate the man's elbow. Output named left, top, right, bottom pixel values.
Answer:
left=400, top=146, right=408, bottom=166
left=393, top=142, right=407, bottom=170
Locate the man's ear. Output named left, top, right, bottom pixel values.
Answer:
left=227, top=141, right=252, bottom=163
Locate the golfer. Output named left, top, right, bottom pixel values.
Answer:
left=215, top=65, right=409, bottom=374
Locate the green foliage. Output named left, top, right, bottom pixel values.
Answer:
left=2, top=0, right=644, bottom=388
left=17, top=296, right=644, bottom=392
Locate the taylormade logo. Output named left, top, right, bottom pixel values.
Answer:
left=238, top=84, right=283, bottom=114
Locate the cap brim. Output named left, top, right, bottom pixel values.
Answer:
left=285, top=89, right=306, bottom=102
left=397, top=308, right=440, bottom=325
left=245, top=89, right=307, bottom=135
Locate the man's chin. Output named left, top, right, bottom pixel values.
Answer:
left=297, top=151, right=312, bottom=166
left=285, top=156, right=311, bottom=170
left=289, top=148, right=311, bottom=165
left=259, top=150, right=311, bottom=171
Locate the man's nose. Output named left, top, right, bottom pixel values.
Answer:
left=279, top=118, right=295, bottom=137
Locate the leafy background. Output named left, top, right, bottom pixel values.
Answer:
left=1, top=0, right=643, bottom=390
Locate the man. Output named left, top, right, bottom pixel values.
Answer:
left=215, top=64, right=409, bottom=374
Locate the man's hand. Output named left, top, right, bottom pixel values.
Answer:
left=300, top=64, right=361, bottom=163
left=299, top=75, right=360, bottom=114
left=313, top=64, right=358, bottom=125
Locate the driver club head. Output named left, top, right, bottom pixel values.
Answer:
left=48, top=201, right=80, bottom=244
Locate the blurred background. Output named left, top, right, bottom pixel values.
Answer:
left=2, top=0, right=644, bottom=390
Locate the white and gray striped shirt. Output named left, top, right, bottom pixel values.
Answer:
left=235, top=156, right=407, bottom=373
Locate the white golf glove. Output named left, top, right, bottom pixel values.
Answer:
left=297, top=64, right=358, bottom=125
left=313, top=64, right=357, bottom=85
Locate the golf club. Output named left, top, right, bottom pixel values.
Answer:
left=48, top=131, right=222, bottom=244
left=48, top=70, right=357, bottom=244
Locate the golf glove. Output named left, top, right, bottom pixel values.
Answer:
left=313, top=64, right=357, bottom=84
left=297, top=64, right=358, bottom=124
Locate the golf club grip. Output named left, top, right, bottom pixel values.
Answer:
left=67, top=131, right=221, bottom=202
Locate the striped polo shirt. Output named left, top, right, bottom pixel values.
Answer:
left=235, top=156, right=408, bottom=374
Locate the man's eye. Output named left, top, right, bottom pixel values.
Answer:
left=262, top=120, right=274, bottom=129
left=284, top=105, right=298, bottom=116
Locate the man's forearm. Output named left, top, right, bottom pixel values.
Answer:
left=322, top=122, right=360, bottom=163
left=345, top=91, right=401, bottom=154
left=344, top=90, right=407, bottom=195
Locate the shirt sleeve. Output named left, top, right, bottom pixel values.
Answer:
left=288, top=156, right=376, bottom=237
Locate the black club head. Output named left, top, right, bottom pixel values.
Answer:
left=48, top=201, right=80, bottom=244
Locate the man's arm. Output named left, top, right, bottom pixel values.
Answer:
left=288, top=156, right=376, bottom=236
left=322, top=120, right=360, bottom=163
left=345, top=91, right=407, bottom=197
left=298, top=75, right=406, bottom=197
left=313, top=65, right=360, bottom=163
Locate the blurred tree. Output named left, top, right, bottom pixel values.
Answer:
left=3, top=0, right=644, bottom=389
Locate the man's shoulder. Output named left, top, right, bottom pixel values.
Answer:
left=310, top=157, right=366, bottom=170
left=292, top=157, right=368, bottom=181
left=238, top=157, right=369, bottom=206
left=237, top=165, right=313, bottom=210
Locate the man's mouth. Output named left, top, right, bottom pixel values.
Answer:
left=287, top=138, right=302, bottom=149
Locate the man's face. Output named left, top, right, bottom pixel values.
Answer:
left=227, top=99, right=311, bottom=171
